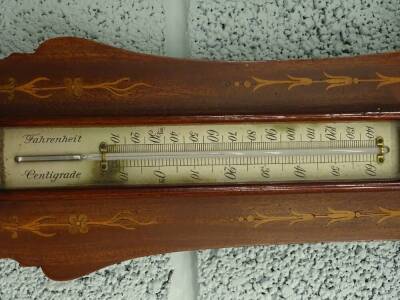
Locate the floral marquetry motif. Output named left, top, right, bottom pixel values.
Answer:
left=0, top=77, right=152, bottom=100
left=239, top=207, right=400, bottom=228
left=235, top=73, right=400, bottom=92
left=68, top=214, right=89, bottom=234
left=0, top=211, right=156, bottom=239
left=2, top=72, right=399, bottom=101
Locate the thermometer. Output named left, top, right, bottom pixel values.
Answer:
left=0, top=121, right=396, bottom=189
left=0, top=38, right=399, bottom=281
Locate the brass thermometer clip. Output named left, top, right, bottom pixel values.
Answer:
left=376, top=136, right=385, bottom=164
left=99, top=142, right=108, bottom=172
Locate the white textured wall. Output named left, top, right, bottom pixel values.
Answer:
left=1, top=0, right=399, bottom=299
left=197, top=243, right=400, bottom=299
left=188, top=0, right=400, bottom=60
left=0, top=0, right=166, bottom=58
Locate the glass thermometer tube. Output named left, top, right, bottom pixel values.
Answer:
left=14, top=141, right=388, bottom=162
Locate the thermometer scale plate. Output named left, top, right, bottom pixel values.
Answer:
left=1, top=121, right=398, bottom=189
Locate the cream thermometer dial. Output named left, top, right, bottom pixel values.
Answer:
left=0, top=121, right=398, bottom=189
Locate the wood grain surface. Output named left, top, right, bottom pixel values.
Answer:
left=0, top=38, right=399, bottom=280
left=0, top=37, right=399, bottom=119
left=0, top=183, right=399, bottom=280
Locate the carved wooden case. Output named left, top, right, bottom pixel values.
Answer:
left=0, top=38, right=399, bottom=280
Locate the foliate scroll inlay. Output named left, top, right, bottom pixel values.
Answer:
left=239, top=207, right=400, bottom=228
left=234, top=73, right=400, bottom=92
left=0, top=211, right=156, bottom=239
left=0, top=77, right=151, bottom=100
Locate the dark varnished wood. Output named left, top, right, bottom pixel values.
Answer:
left=2, top=112, right=400, bottom=127
left=0, top=183, right=399, bottom=280
left=0, top=38, right=399, bottom=281
left=0, top=37, right=400, bottom=119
